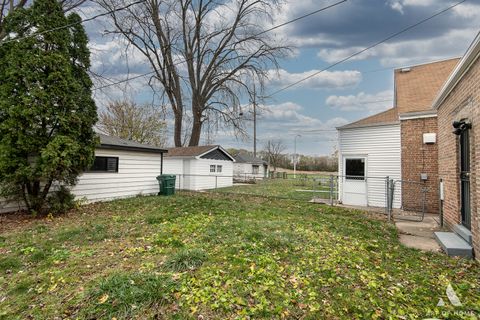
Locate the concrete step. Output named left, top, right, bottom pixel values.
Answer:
left=434, top=232, right=473, bottom=259
left=453, top=224, right=472, bottom=244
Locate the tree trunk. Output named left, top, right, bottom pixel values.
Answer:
left=189, top=115, right=202, bottom=146
left=173, top=111, right=183, bottom=147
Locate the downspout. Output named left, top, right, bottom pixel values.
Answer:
left=161, top=152, right=164, bottom=175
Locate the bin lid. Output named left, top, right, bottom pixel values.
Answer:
left=157, top=174, right=176, bottom=180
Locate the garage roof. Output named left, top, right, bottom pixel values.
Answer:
left=98, top=134, right=167, bottom=153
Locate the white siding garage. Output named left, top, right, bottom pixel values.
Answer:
left=233, top=153, right=268, bottom=180
left=163, top=145, right=235, bottom=191
left=72, top=148, right=163, bottom=202
left=0, top=134, right=167, bottom=212
left=337, top=108, right=402, bottom=209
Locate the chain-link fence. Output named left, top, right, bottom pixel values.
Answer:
left=388, top=179, right=437, bottom=221
left=170, top=173, right=437, bottom=222
left=171, top=173, right=339, bottom=202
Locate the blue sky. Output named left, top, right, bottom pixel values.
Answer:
left=82, top=0, right=480, bottom=156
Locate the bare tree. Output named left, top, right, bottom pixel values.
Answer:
left=98, top=100, right=167, bottom=147
left=263, top=139, right=285, bottom=173
left=0, top=0, right=87, bottom=41
left=98, top=0, right=289, bottom=147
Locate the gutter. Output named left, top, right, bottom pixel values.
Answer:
left=336, top=121, right=400, bottom=131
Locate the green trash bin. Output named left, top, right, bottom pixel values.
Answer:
left=156, top=175, right=176, bottom=196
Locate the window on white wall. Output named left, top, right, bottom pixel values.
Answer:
left=252, top=165, right=259, bottom=174
left=216, top=165, right=222, bottom=173
left=90, top=157, right=119, bottom=173
left=345, top=158, right=365, bottom=180
left=210, top=165, right=216, bottom=173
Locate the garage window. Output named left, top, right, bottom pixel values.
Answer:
left=90, top=157, right=119, bottom=173
left=210, top=165, right=216, bottom=173
left=345, top=158, right=365, bottom=180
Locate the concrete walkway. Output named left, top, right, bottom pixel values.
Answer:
left=394, top=214, right=442, bottom=252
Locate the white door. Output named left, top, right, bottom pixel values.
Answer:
left=342, top=157, right=367, bottom=206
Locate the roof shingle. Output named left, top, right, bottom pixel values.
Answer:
left=395, top=58, right=460, bottom=114
left=98, top=133, right=167, bottom=153
left=164, top=145, right=219, bottom=157
left=338, top=107, right=398, bottom=130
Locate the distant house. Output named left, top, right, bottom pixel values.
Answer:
left=163, top=145, right=235, bottom=191
left=1, top=134, right=168, bottom=212
left=233, top=153, right=268, bottom=180
left=432, top=33, right=480, bottom=259
left=337, top=58, right=459, bottom=210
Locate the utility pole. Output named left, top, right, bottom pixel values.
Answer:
left=252, top=85, right=257, bottom=158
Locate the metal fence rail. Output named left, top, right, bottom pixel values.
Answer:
left=169, top=173, right=340, bottom=202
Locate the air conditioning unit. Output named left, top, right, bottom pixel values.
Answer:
left=423, top=133, right=436, bottom=144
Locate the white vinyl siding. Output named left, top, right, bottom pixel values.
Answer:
left=338, top=124, right=401, bottom=208
left=163, top=157, right=233, bottom=191
left=0, top=148, right=163, bottom=212
left=72, top=148, right=162, bottom=202
left=233, top=163, right=267, bottom=179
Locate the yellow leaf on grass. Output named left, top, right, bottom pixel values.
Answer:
left=98, top=294, right=109, bottom=304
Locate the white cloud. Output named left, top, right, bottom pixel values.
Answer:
left=325, top=90, right=393, bottom=113
left=452, top=3, right=480, bottom=19
left=267, top=69, right=362, bottom=90
left=388, top=0, right=436, bottom=14
left=259, top=102, right=348, bottom=132
left=317, top=28, right=477, bottom=67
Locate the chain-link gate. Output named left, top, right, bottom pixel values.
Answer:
left=389, top=180, right=432, bottom=221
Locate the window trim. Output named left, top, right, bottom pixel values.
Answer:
left=88, top=156, right=119, bottom=173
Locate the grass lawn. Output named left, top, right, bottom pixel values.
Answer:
left=0, top=192, right=478, bottom=319
left=217, top=177, right=337, bottom=201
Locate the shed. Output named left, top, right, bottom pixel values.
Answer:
left=233, top=153, right=268, bottom=180
left=162, top=145, right=235, bottom=191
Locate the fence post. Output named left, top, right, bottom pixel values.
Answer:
left=385, top=176, right=390, bottom=219
left=329, top=175, right=334, bottom=206
left=439, top=178, right=444, bottom=227
left=388, top=179, right=395, bottom=220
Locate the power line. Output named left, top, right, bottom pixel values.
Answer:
left=92, top=0, right=348, bottom=91
left=257, top=0, right=347, bottom=36
left=0, top=0, right=145, bottom=46
left=265, top=0, right=467, bottom=97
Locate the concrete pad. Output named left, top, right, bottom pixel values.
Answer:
left=398, top=234, right=441, bottom=252
left=394, top=215, right=441, bottom=239
left=394, top=214, right=443, bottom=252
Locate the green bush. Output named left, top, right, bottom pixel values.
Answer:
left=47, top=186, right=76, bottom=214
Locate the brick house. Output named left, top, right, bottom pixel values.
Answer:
left=432, top=33, right=480, bottom=260
left=338, top=58, right=458, bottom=212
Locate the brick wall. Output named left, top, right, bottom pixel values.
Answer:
left=401, top=118, right=439, bottom=214
left=437, top=57, right=480, bottom=260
